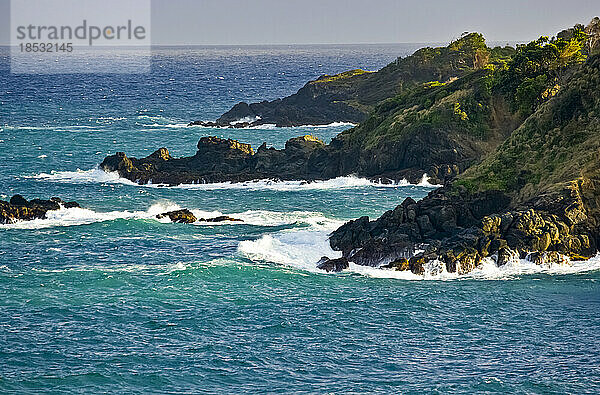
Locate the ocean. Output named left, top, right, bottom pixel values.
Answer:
left=1, top=44, right=600, bottom=393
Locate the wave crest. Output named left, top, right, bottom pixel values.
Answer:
left=238, top=229, right=600, bottom=280
left=29, top=168, right=441, bottom=190
left=0, top=203, right=342, bottom=230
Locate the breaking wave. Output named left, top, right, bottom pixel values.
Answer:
left=246, top=122, right=355, bottom=129
left=28, top=168, right=139, bottom=186
left=239, top=229, right=600, bottom=280
left=0, top=201, right=181, bottom=230
left=0, top=202, right=342, bottom=230
left=29, top=168, right=441, bottom=190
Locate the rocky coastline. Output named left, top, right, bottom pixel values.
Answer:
left=190, top=34, right=509, bottom=128
left=100, top=20, right=600, bottom=275
left=329, top=50, right=600, bottom=274
left=104, top=35, right=527, bottom=186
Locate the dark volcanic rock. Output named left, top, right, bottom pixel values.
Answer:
left=198, top=215, right=243, bottom=223
left=156, top=209, right=244, bottom=224
left=330, top=183, right=597, bottom=275
left=156, top=209, right=197, bottom=224
left=101, top=135, right=330, bottom=185
left=316, top=256, right=350, bottom=273
left=0, top=195, right=80, bottom=224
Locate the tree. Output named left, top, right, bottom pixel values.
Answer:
left=585, top=17, right=600, bottom=54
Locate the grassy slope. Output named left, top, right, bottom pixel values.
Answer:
left=326, top=40, right=521, bottom=179
left=308, top=34, right=512, bottom=115
left=457, top=55, right=600, bottom=202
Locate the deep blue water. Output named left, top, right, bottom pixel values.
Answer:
left=1, top=45, right=600, bottom=394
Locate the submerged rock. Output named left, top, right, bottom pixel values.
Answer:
left=0, top=195, right=80, bottom=224
left=316, top=256, right=349, bottom=273
left=156, top=209, right=244, bottom=224
left=198, top=215, right=243, bottom=223
left=156, top=209, right=197, bottom=224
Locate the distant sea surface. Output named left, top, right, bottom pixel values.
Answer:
left=1, top=45, right=599, bottom=393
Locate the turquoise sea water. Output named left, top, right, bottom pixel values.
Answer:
left=1, top=45, right=600, bottom=393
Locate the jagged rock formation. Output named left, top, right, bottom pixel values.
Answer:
left=101, top=135, right=332, bottom=185
left=329, top=52, right=600, bottom=275
left=316, top=257, right=350, bottom=273
left=0, top=195, right=80, bottom=224
left=156, top=209, right=244, bottom=224
left=156, top=209, right=198, bottom=223
left=190, top=34, right=514, bottom=127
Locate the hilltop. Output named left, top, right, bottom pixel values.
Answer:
left=191, top=34, right=514, bottom=128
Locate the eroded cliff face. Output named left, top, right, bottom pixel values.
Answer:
left=329, top=54, right=600, bottom=275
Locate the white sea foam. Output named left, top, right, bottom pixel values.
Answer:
left=172, top=176, right=439, bottom=191
left=0, top=201, right=340, bottom=230
left=145, top=123, right=190, bottom=128
left=192, top=209, right=342, bottom=228
left=239, top=229, right=600, bottom=280
left=28, top=168, right=139, bottom=186
left=246, top=121, right=355, bottom=130
left=238, top=229, right=343, bottom=272
left=29, top=168, right=441, bottom=190
left=0, top=201, right=182, bottom=230
left=231, top=116, right=261, bottom=125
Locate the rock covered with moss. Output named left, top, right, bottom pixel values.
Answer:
left=156, top=209, right=198, bottom=224
left=0, top=195, right=80, bottom=224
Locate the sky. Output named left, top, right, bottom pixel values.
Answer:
left=1, top=0, right=599, bottom=45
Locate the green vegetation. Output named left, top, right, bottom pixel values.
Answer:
left=494, top=26, right=588, bottom=116
left=332, top=23, right=597, bottom=187
left=313, top=69, right=372, bottom=84
left=456, top=53, right=600, bottom=197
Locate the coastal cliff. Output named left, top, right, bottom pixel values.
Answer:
left=101, top=20, right=600, bottom=273
left=190, top=34, right=514, bottom=127
left=330, top=49, right=600, bottom=275
left=103, top=35, right=521, bottom=185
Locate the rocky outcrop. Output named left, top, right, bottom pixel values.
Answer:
left=156, top=209, right=197, bottom=223
left=156, top=208, right=244, bottom=224
left=329, top=51, right=600, bottom=276
left=191, top=34, right=511, bottom=128
left=330, top=183, right=598, bottom=275
left=101, top=135, right=337, bottom=185
left=316, top=256, right=349, bottom=273
left=0, top=195, right=80, bottom=224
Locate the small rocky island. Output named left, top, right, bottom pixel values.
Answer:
left=0, top=195, right=80, bottom=224
left=156, top=209, right=243, bottom=224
